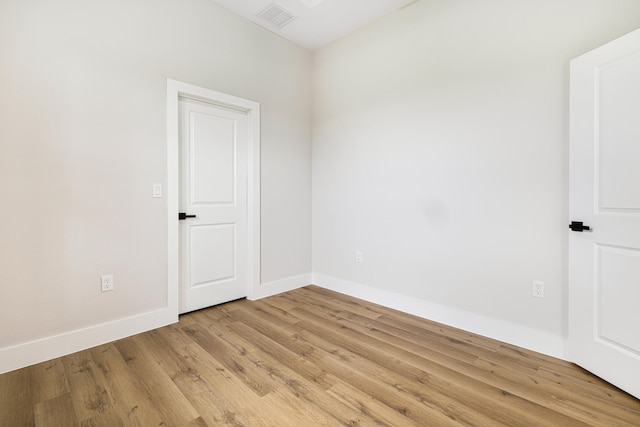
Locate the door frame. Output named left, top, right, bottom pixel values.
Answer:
left=167, top=79, right=261, bottom=316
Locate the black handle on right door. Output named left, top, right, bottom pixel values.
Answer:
left=569, top=221, right=590, bottom=232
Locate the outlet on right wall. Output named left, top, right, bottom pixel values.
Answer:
left=311, top=0, right=640, bottom=357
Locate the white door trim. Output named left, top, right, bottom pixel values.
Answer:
left=167, top=79, right=261, bottom=316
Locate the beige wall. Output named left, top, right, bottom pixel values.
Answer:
left=0, top=0, right=311, bottom=351
left=312, top=0, right=640, bottom=352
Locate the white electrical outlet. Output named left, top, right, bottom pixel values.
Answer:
left=355, top=251, right=363, bottom=263
left=101, top=275, right=114, bottom=292
left=532, top=281, right=544, bottom=298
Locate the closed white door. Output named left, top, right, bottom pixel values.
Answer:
left=569, top=28, right=640, bottom=399
left=179, top=97, right=249, bottom=313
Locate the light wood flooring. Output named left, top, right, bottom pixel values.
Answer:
left=1, top=285, right=639, bottom=426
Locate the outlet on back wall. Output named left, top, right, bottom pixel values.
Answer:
left=532, top=281, right=544, bottom=298
left=101, top=275, right=114, bottom=292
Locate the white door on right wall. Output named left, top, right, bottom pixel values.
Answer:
left=569, top=28, right=640, bottom=400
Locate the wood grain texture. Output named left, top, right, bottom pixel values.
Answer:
left=1, top=285, right=638, bottom=426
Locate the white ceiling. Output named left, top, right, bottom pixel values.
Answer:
left=211, top=0, right=417, bottom=51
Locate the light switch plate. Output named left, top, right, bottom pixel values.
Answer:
left=153, top=183, right=163, bottom=198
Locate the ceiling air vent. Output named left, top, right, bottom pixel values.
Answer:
left=256, top=2, right=297, bottom=29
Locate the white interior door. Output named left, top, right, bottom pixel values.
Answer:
left=569, top=28, right=640, bottom=399
left=179, top=97, right=249, bottom=313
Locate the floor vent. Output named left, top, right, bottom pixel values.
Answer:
left=256, top=2, right=297, bottom=29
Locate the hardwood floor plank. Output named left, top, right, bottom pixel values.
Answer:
left=1, top=285, right=639, bottom=426
left=279, top=286, right=383, bottom=321
left=181, top=417, right=209, bottom=427
left=205, top=318, right=368, bottom=425
left=226, top=304, right=334, bottom=387
left=113, top=336, right=201, bottom=426
left=78, top=411, right=126, bottom=427
left=139, top=324, right=296, bottom=426
left=247, top=298, right=304, bottom=325
left=0, top=367, right=34, bottom=426
left=176, top=341, right=278, bottom=426
left=298, top=295, right=483, bottom=366
left=258, top=388, right=343, bottom=426
left=29, top=359, right=69, bottom=405
left=193, top=309, right=359, bottom=425
left=181, top=321, right=276, bottom=397
left=33, top=393, right=77, bottom=427
left=177, top=336, right=341, bottom=426
left=326, top=381, right=426, bottom=427
left=317, top=349, right=469, bottom=426
left=536, top=365, right=640, bottom=410
left=62, top=348, right=120, bottom=424
left=218, top=316, right=336, bottom=391
left=136, top=326, right=197, bottom=380
left=89, top=343, right=165, bottom=426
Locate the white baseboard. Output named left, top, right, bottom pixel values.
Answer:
left=249, top=273, right=312, bottom=300
left=0, top=307, right=177, bottom=375
left=312, top=273, right=568, bottom=360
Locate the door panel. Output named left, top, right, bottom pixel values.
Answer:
left=190, top=224, right=236, bottom=286
left=179, top=97, right=248, bottom=313
left=596, top=245, right=640, bottom=354
left=598, top=54, right=640, bottom=210
left=191, top=111, right=236, bottom=204
left=569, top=28, right=640, bottom=399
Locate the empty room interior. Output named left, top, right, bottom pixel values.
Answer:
left=1, top=0, right=640, bottom=425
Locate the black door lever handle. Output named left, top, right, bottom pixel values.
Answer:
left=569, top=221, right=590, bottom=232
left=179, top=212, right=196, bottom=220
